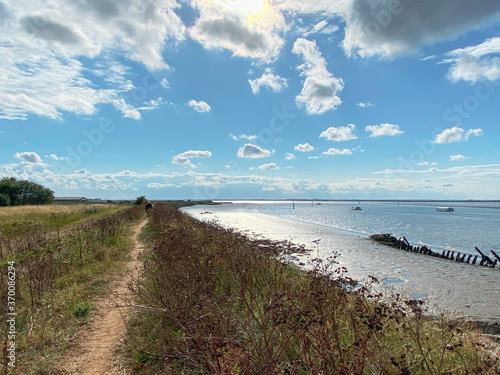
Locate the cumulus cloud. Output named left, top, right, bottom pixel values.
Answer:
left=319, top=124, right=357, bottom=142
left=356, top=102, right=373, bottom=108
left=257, top=162, right=279, bottom=170
left=365, top=123, right=403, bottom=137
left=446, top=37, right=500, bottom=83
left=322, top=148, right=352, bottom=156
left=118, top=170, right=134, bottom=175
left=248, top=68, right=287, bottom=94
left=187, top=99, right=211, bottom=113
left=450, top=154, right=468, bottom=161
left=284, top=152, right=296, bottom=160
left=294, top=143, right=315, bottom=152
left=343, top=0, right=500, bottom=59
left=433, top=127, right=483, bottom=144
left=292, top=38, right=344, bottom=115
left=48, top=153, right=67, bottom=161
left=229, top=133, right=257, bottom=141
left=189, top=0, right=285, bottom=61
left=237, top=143, right=271, bottom=158
left=172, top=150, right=212, bottom=168
left=13, top=151, right=43, bottom=163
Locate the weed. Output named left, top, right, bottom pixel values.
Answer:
left=122, top=204, right=499, bottom=374
left=71, top=301, right=93, bottom=318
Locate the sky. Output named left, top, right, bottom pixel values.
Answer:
left=0, top=0, right=499, bottom=200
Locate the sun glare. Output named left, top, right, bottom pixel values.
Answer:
left=213, top=0, right=265, bottom=13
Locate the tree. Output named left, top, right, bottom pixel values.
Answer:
left=0, top=178, right=54, bottom=206
left=134, top=196, right=148, bottom=205
left=0, top=193, right=10, bottom=206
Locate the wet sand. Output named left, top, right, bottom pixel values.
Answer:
left=184, top=204, right=500, bottom=325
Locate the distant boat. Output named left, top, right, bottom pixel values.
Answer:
left=436, top=207, right=454, bottom=212
left=351, top=206, right=362, bottom=211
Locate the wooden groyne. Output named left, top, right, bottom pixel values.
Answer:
left=370, top=234, right=498, bottom=268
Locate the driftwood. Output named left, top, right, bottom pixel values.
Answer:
left=370, top=234, right=498, bottom=269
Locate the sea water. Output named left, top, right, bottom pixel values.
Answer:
left=183, top=201, right=500, bottom=323
left=260, top=201, right=500, bottom=255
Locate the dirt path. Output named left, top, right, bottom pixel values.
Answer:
left=59, top=219, right=147, bottom=374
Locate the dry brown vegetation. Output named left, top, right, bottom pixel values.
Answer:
left=0, top=204, right=144, bottom=374
left=122, top=204, right=499, bottom=374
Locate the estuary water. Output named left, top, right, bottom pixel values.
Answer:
left=182, top=201, right=500, bottom=323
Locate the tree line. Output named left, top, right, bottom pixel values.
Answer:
left=0, top=177, right=54, bottom=206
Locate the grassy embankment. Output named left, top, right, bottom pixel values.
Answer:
left=0, top=203, right=144, bottom=374
left=123, top=203, right=498, bottom=374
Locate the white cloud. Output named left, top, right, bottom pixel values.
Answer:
left=433, top=127, right=483, bottom=144
left=189, top=0, right=285, bottom=62
left=160, top=78, right=169, bottom=88
left=187, top=99, right=211, bottom=113
left=356, top=102, right=373, bottom=108
left=446, top=37, right=500, bottom=83
left=237, top=143, right=271, bottom=158
left=147, top=182, right=174, bottom=189
left=48, top=154, right=67, bottom=161
left=172, top=150, right=212, bottom=168
left=418, top=162, right=438, bottom=166
left=257, top=162, right=279, bottom=170
left=322, top=148, right=352, bottom=156
left=292, top=38, right=344, bottom=115
left=450, top=154, right=469, bottom=161
left=229, top=133, right=258, bottom=141
left=0, top=0, right=186, bottom=120
left=276, top=0, right=349, bottom=15
left=13, top=151, right=43, bottom=163
left=284, top=152, right=296, bottom=160
left=248, top=69, right=287, bottom=94
left=319, top=124, right=357, bottom=142
left=112, top=98, right=141, bottom=119
left=365, top=123, right=404, bottom=137
left=301, top=20, right=339, bottom=36
left=342, top=0, right=500, bottom=59
left=118, top=170, right=134, bottom=176
left=294, top=143, right=315, bottom=152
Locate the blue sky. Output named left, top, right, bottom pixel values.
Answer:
left=0, top=0, right=499, bottom=200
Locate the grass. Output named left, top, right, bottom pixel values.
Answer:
left=122, top=204, right=499, bottom=374
left=0, top=204, right=123, bottom=238
left=0, top=204, right=144, bottom=374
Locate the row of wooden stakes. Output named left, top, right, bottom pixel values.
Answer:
left=370, top=234, right=499, bottom=268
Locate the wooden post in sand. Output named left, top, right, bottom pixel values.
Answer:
left=491, top=250, right=500, bottom=264
left=475, top=247, right=494, bottom=266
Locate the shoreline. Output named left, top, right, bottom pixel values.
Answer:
left=183, top=204, right=500, bottom=326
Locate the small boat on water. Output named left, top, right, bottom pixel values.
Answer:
left=436, top=207, right=454, bottom=212
left=351, top=206, right=362, bottom=211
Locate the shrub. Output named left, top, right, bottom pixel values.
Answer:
left=134, top=196, right=148, bottom=205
